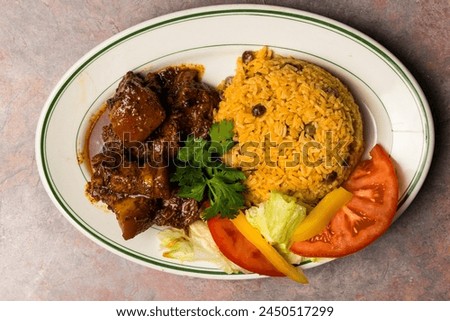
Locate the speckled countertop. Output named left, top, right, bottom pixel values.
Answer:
left=1, top=0, right=449, bottom=300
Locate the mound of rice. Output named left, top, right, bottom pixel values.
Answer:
left=215, top=47, right=364, bottom=205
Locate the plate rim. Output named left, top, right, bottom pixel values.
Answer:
left=35, top=4, right=435, bottom=279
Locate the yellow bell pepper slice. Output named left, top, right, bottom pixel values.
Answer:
left=290, top=187, right=353, bottom=243
left=231, top=212, right=308, bottom=284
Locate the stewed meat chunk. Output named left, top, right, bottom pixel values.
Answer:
left=87, top=150, right=169, bottom=240
left=152, top=67, right=220, bottom=139
left=154, top=192, right=200, bottom=228
left=87, top=151, right=170, bottom=202
left=109, top=197, right=160, bottom=240
left=108, top=72, right=165, bottom=143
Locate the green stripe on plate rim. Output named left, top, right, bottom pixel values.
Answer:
left=40, top=7, right=432, bottom=275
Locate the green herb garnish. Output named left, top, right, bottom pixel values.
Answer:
left=171, top=120, right=246, bottom=219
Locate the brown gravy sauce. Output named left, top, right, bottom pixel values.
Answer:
left=80, top=102, right=109, bottom=174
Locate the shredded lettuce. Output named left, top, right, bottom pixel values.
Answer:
left=158, top=228, right=194, bottom=261
left=246, top=191, right=307, bottom=254
left=158, top=220, right=243, bottom=274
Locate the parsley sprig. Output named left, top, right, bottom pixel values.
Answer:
left=170, top=120, right=246, bottom=219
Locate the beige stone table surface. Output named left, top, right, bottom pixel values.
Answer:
left=1, top=0, right=449, bottom=300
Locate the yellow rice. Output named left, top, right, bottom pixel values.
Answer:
left=215, top=47, right=364, bottom=205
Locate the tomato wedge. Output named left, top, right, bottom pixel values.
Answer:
left=290, top=144, right=398, bottom=258
left=207, top=216, right=284, bottom=276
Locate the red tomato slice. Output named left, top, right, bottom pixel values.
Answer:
left=291, top=144, right=398, bottom=258
left=207, top=216, right=284, bottom=276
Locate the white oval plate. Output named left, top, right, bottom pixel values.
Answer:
left=36, top=5, right=434, bottom=279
